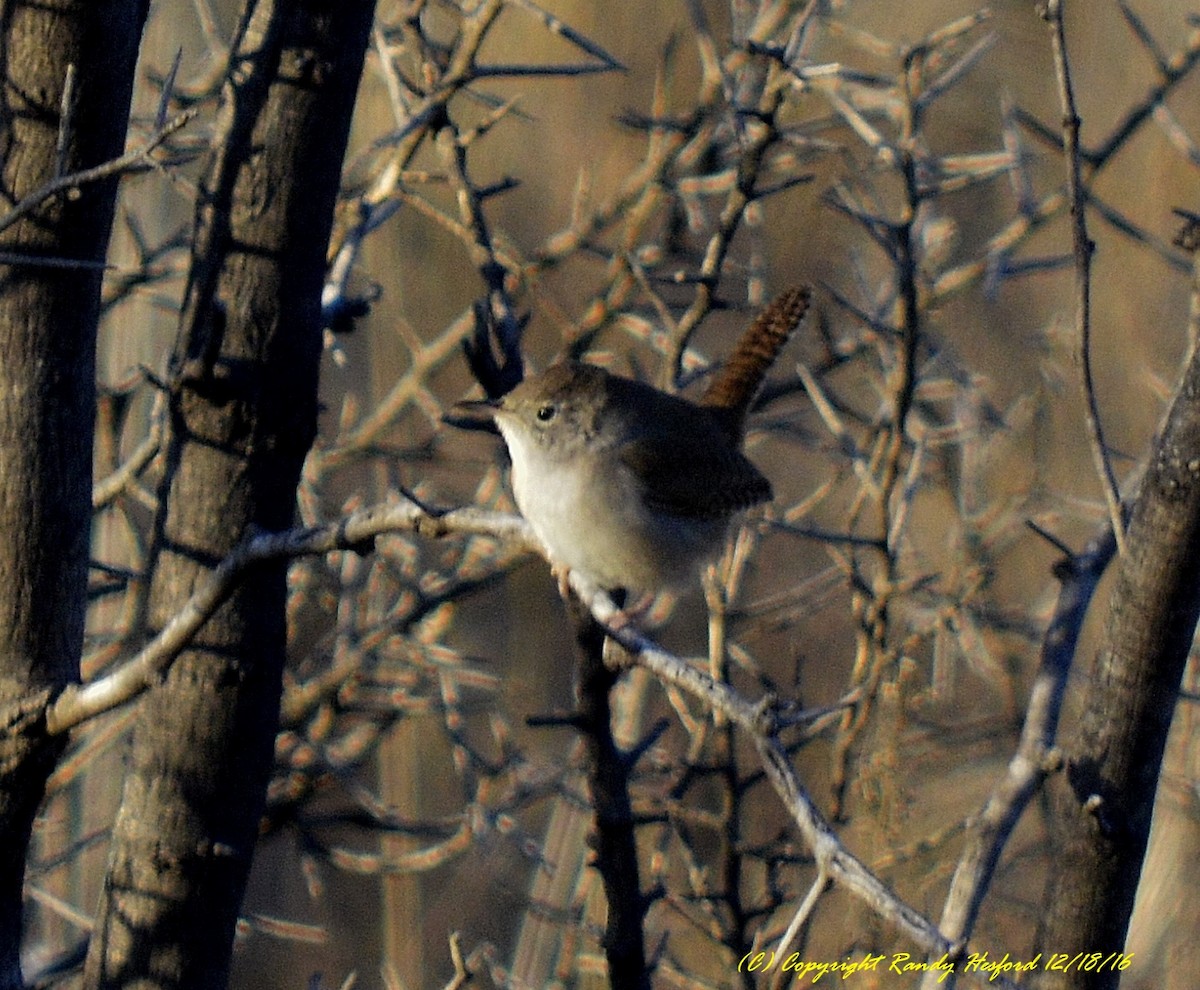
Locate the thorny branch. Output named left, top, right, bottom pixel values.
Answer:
left=40, top=1, right=1200, bottom=985
left=53, top=492, right=956, bottom=965
left=47, top=502, right=537, bottom=735
left=576, top=578, right=954, bottom=959
left=919, top=524, right=1117, bottom=990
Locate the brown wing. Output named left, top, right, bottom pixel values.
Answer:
left=619, top=433, right=771, bottom=520
left=597, top=368, right=772, bottom=519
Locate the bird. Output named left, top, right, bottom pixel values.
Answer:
left=455, top=287, right=810, bottom=597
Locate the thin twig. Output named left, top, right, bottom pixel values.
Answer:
left=0, top=107, right=198, bottom=241
left=1045, top=0, right=1127, bottom=554
left=0, top=252, right=110, bottom=271
left=46, top=503, right=536, bottom=735
left=92, top=395, right=165, bottom=509
left=55, top=64, right=79, bottom=179
left=575, top=578, right=955, bottom=959
left=770, top=865, right=829, bottom=990
left=919, top=524, right=1116, bottom=990
left=57, top=484, right=948, bottom=964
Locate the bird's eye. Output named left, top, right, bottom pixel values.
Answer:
left=536, top=404, right=556, bottom=422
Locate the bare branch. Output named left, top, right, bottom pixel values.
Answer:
left=574, top=578, right=955, bottom=960
left=46, top=502, right=535, bottom=735
left=0, top=107, right=198, bottom=242
left=1044, top=0, right=1127, bottom=554
left=921, top=524, right=1116, bottom=989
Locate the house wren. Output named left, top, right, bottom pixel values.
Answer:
left=457, top=288, right=810, bottom=594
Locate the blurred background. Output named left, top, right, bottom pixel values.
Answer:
left=26, top=1, right=1200, bottom=987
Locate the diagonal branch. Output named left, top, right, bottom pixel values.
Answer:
left=574, top=577, right=955, bottom=961
left=0, top=107, right=198, bottom=242
left=54, top=487, right=951, bottom=965
left=46, top=503, right=535, bottom=735
left=919, top=523, right=1117, bottom=990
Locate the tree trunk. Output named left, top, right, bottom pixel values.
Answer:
left=83, top=3, right=375, bottom=987
left=0, top=5, right=148, bottom=988
left=1033, top=323, right=1200, bottom=987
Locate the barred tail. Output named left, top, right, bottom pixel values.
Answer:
left=701, top=285, right=811, bottom=440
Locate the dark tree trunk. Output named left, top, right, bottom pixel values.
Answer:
left=0, top=5, right=149, bottom=988
left=567, top=600, right=651, bottom=990
left=83, top=3, right=375, bottom=988
left=1033, top=331, right=1200, bottom=987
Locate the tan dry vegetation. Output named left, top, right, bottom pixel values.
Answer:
left=21, top=1, right=1200, bottom=988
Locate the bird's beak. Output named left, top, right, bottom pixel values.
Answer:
left=444, top=397, right=501, bottom=433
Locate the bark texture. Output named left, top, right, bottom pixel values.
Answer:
left=83, top=4, right=375, bottom=987
left=567, top=598, right=651, bottom=990
left=1033, top=340, right=1200, bottom=988
left=0, top=4, right=148, bottom=987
